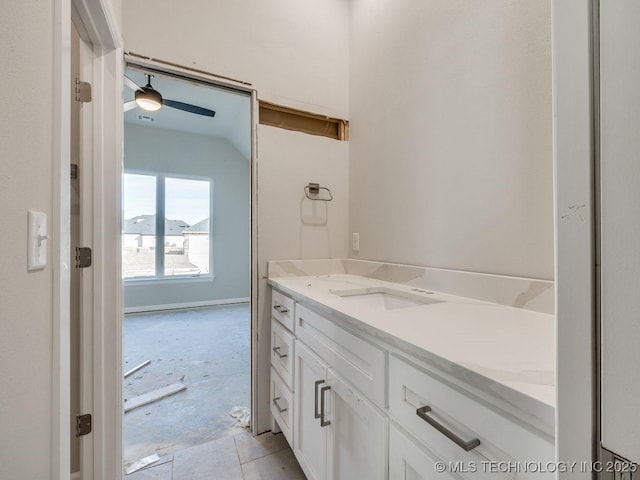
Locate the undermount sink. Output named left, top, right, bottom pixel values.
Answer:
left=330, top=287, right=443, bottom=310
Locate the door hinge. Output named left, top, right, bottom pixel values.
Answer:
left=75, top=413, right=92, bottom=437
left=76, top=247, right=92, bottom=268
left=75, top=77, right=92, bottom=103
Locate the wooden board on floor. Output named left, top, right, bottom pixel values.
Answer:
left=124, top=359, right=151, bottom=378
left=124, top=382, right=187, bottom=413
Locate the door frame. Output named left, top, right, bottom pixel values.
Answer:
left=53, top=0, right=122, bottom=478
left=551, top=0, right=598, bottom=471
left=121, top=52, right=260, bottom=453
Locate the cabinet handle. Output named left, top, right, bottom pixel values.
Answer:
left=320, top=386, right=331, bottom=427
left=314, top=380, right=324, bottom=419
left=416, top=406, right=480, bottom=451
left=272, top=346, right=288, bottom=359
left=273, top=396, right=288, bottom=413
left=273, top=304, right=288, bottom=314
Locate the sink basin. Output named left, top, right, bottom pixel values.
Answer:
left=330, top=287, right=443, bottom=310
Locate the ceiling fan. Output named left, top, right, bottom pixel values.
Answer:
left=124, top=74, right=216, bottom=117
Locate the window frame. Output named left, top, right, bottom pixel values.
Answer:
left=123, top=169, right=214, bottom=283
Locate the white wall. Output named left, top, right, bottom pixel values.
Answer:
left=123, top=0, right=351, bottom=433
left=123, top=0, right=350, bottom=119
left=600, top=0, right=640, bottom=463
left=349, top=0, right=554, bottom=280
left=1, top=1, right=54, bottom=477
left=256, top=125, right=349, bottom=430
left=124, top=124, right=250, bottom=310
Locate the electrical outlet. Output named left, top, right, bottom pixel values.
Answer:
left=352, top=233, right=360, bottom=252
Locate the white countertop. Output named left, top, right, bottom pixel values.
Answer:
left=268, top=273, right=556, bottom=434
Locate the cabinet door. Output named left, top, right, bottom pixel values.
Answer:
left=389, top=424, right=460, bottom=480
left=294, top=341, right=329, bottom=480
left=326, top=370, right=388, bottom=480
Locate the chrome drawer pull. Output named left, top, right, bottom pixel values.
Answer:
left=416, top=406, right=480, bottom=451
left=320, top=386, right=331, bottom=427
left=273, top=304, right=289, bottom=314
left=273, top=396, right=287, bottom=413
left=272, top=346, right=288, bottom=359
left=314, top=380, right=324, bottom=419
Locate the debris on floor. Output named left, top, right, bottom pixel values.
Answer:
left=124, top=453, right=160, bottom=475
left=124, top=359, right=151, bottom=378
left=230, top=406, right=250, bottom=428
left=125, top=382, right=187, bottom=413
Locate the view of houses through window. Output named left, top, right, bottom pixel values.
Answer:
left=123, top=172, right=211, bottom=278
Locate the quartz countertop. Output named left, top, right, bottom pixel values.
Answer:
left=268, top=273, right=556, bottom=435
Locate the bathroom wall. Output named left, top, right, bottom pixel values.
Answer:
left=123, top=124, right=250, bottom=311
left=0, top=3, right=55, bottom=477
left=123, top=0, right=349, bottom=119
left=0, top=0, right=121, bottom=476
left=349, top=0, right=554, bottom=280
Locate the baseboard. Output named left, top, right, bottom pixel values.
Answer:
left=70, top=472, right=81, bottom=480
left=124, top=297, right=250, bottom=314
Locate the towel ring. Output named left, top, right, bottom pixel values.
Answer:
left=304, top=183, right=333, bottom=202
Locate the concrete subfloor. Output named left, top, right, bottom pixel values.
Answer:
left=123, top=304, right=251, bottom=466
left=126, top=431, right=306, bottom=480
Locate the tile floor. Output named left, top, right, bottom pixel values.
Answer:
left=127, top=430, right=306, bottom=480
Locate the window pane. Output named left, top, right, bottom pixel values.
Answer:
left=123, top=173, right=157, bottom=278
left=164, top=177, right=210, bottom=276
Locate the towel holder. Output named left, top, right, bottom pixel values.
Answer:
left=304, top=183, right=333, bottom=202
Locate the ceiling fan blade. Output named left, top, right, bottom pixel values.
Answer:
left=164, top=99, right=216, bottom=118
left=124, top=75, right=143, bottom=91
left=124, top=100, right=138, bottom=112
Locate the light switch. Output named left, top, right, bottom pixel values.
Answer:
left=28, top=210, right=48, bottom=271
left=352, top=232, right=360, bottom=252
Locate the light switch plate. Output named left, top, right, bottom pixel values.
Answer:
left=28, top=210, right=47, bottom=271
left=352, top=232, right=360, bottom=252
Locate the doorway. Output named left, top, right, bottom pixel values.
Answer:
left=121, top=64, right=252, bottom=471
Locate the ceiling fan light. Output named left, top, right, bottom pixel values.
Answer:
left=135, top=88, right=163, bottom=111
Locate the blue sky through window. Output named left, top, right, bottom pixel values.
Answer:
left=124, top=173, right=210, bottom=227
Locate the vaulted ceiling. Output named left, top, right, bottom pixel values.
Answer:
left=124, top=66, right=251, bottom=160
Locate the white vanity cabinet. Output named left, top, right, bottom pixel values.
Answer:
left=389, top=356, right=553, bottom=480
left=293, top=308, right=388, bottom=480
left=294, top=341, right=329, bottom=480
left=325, top=369, right=388, bottom=480
left=270, top=291, right=296, bottom=445
left=269, top=285, right=554, bottom=480
left=389, top=423, right=461, bottom=480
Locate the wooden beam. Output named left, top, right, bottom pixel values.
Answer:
left=259, top=101, right=349, bottom=141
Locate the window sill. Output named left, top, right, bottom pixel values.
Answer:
left=124, top=274, right=216, bottom=286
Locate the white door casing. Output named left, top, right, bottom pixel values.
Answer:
left=58, top=1, right=123, bottom=479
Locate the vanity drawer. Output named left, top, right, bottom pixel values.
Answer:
left=295, top=304, right=386, bottom=408
left=389, top=356, right=553, bottom=479
left=272, top=289, right=295, bottom=331
left=270, top=367, right=294, bottom=446
left=271, top=319, right=295, bottom=390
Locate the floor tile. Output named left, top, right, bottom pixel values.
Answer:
left=234, top=431, right=289, bottom=464
left=241, top=448, right=306, bottom=480
left=126, top=461, right=173, bottom=480
left=173, top=435, right=243, bottom=480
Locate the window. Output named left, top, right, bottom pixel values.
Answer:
left=123, top=172, right=211, bottom=279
